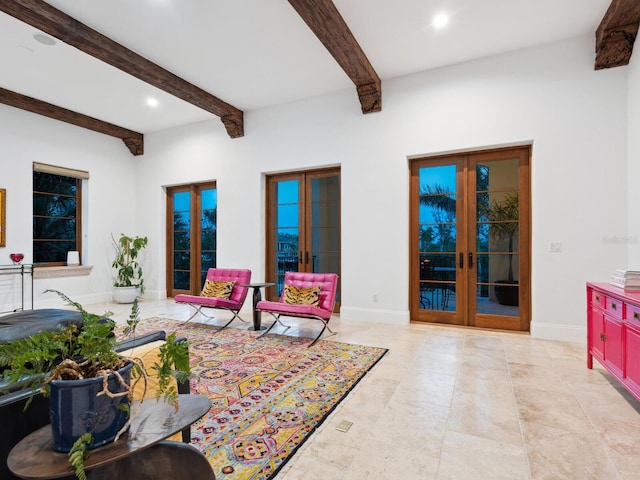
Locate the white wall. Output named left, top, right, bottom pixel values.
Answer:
left=627, top=45, right=640, bottom=266
left=0, top=34, right=630, bottom=342
left=135, top=34, right=628, bottom=342
left=0, top=105, right=139, bottom=309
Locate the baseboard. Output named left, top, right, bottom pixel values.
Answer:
left=339, top=306, right=409, bottom=326
left=143, top=289, right=167, bottom=301
left=530, top=320, right=585, bottom=344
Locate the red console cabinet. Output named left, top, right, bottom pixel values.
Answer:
left=587, top=282, right=640, bottom=402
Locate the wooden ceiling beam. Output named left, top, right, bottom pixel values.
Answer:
left=595, top=0, right=640, bottom=69
left=288, top=0, right=381, bottom=114
left=0, top=88, right=143, bottom=155
left=0, top=0, right=244, bottom=138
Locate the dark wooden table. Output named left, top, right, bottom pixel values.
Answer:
left=8, top=394, right=211, bottom=479
left=240, top=282, right=274, bottom=331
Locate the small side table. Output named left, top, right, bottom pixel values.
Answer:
left=8, top=394, right=211, bottom=479
left=240, top=282, right=275, bottom=331
left=0, top=263, right=34, bottom=313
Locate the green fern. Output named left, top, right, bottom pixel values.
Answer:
left=68, top=433, right=92, bottom=480
left=153, top=332, right=191, bottom=402
left=0, top=290, right=192, bottom=479
left=122, top=297, right=141, bottom=338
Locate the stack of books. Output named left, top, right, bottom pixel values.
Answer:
left=611, top=269, right=640, bottom=289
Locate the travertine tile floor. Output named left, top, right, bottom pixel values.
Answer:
left=92, top=299, right=640, bottom=480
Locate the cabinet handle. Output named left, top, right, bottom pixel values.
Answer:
left=634, top=312, right=639, bottom=321
left=468, top=252, right=473, bottom=269
left=612, top=303, right=617, bottom=310
left=459, top=252, right=464, bottom=269
left=600, top=333, right=607, bottom=342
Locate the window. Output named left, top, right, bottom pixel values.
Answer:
left=166, top=182, right=217, bottom=296
left=265, top=168, right=341, bottom=310
left=409, top=146, right=530, bottom=331
left=33, top=163, right=87, bottom=266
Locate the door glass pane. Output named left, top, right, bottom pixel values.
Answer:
left=311, top=227, right=339, bottom=251
left=419, top=253, right=456, bottom=311
left=418, top=165, right=457, bottom=311
left=310, top=176, right=340, bottom=282
left=200, top=188, right=217, bottom=281
left=311, top=202, right=339, bottom=226
left=173, top=191, right=190, bottom=291
left=268, top=172, right=341, bottom=305
left=475, top=159, right=519, bottom=316
left=274, top=180, right=299, bottom=296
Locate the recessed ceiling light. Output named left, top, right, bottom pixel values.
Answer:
left=146, top=98, right=159, bottom=107
left=33, top=33, right=56, bottom=46
left=433, top=13, right=449, bottom=28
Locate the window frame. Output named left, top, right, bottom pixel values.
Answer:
left=32, top=163, right=86, bottom=267
left=166, top=181, right=217, bottom=296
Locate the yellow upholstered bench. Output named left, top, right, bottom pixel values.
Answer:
left=123, top=339, right=184, bottom=442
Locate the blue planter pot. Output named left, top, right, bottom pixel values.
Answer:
left=49, top=361, right=133, bottom=452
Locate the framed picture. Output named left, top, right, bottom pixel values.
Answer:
left=0, top=188, right=5, bottom=247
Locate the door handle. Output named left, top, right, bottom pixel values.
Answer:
left=468, top=252, right=473, bottom=269
left=298, top=251, right=303, bottom=264
left=459, top=252, right=464, bottom=269
left=305, top=251, right=310, bottom=264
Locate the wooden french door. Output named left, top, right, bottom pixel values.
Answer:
left=265, top=168, right=341, bottom=310
left=410, top=146, right=530, bottom=331
left=166, top=182, right=217, bottom=297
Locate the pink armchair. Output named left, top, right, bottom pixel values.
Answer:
left=174, top=268, right=251, bottom=329
left=256, top=271, right=338, bottom=346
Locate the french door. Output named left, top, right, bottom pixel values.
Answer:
left=409, top=146, right=530, bottom=331
left=265, top=168, right=341, bottom=310
left=166, top=182, right=217, bottom=297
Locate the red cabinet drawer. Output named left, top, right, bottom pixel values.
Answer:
left=628, top=304, right=640, bottom=324
left=605, top=296, right=624, bottom=320
left=592, top=290, right=605, bottom=309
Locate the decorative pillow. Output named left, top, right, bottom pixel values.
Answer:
left=282, top=284, right=321, bottom=307
left=201, top=280, right=235, bottom=299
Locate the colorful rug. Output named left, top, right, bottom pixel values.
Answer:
left=119, top=318, right=387, bottom=479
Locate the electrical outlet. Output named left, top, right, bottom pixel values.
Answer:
left=549, top=242, right=562, bottom=253
left=336, top=420, right=353, bottom=432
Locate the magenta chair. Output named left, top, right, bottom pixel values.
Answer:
left=256, top=272, right=338, bottom=346
left=174, top=268, right=251, bottom=329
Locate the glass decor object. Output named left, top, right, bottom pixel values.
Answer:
left=9, top=253, right=24, bottom=264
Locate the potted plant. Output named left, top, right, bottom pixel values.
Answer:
left=483, top=192, right=519, bottom=306
left=112, top=234, right=148, bottom=303
left=0, top=290, right=190, bottom=480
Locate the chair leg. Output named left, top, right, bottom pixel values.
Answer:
left=308, top=318, right=336, bottom=347
left=184, top=304, right=204, bottom=322
left=183, top=305, right=248, bottom=331
left=216, top=309, right=245, bottom=330
left=257, top=314, right=278, bottom=338
left=258, top=313, right=290, bottom=338
left=183, top=304, right=219, bottom=322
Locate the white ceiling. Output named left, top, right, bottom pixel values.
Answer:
left=0, top=0, right=611, bottom=134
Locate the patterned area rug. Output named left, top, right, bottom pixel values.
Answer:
left=120, top=318, right=387, bottom=479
